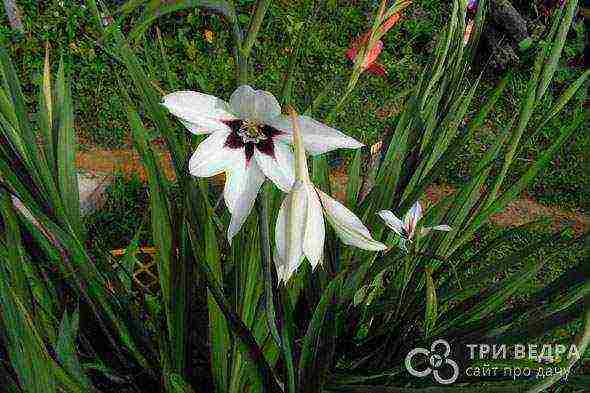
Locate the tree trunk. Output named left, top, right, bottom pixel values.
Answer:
left=489, top=0, right=530, bottom=45
left=477, top=0, right=533, bottom=70
left=484, top=24, right=520, bottom=70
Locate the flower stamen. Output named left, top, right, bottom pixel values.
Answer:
left=238, top=120, right=267, bottom=143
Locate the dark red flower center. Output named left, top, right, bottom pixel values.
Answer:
left=224, top=120, right=282, bottom=163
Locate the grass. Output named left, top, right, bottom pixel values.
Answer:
left=0, top=0, right=587, bottom=213
left=84, top=173, right=150, bottom=250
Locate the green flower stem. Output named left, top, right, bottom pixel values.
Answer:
left=236, top=0, right=272, bottom=84
left=231, top=25, right=247, bottom=85
left=188, top=226, right=284, bottom=393
left=237, top=7, right=285, bottom=385
left=325, top=0, right=388, bottom=122
left=233, top=3, right=284, bottom=389
left=257, top=184, right=283, bottom=347
left=243, top=0, right=272, bottom=57
left=257, top=185, right=296, bottom=393
left=237, top=48, right=249, bottom=85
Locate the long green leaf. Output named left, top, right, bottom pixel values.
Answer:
left=55, top=59, right=82, bottom=236
left=536, top=0, right=579, bottom=100
left=452, top=109, right=585, bottom=254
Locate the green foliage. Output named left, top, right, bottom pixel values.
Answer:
left=85, top=174, right=149, bottom=249
left=2, top=1, right=586, bottom=211
left=0, top=45, right=158, bottom=390
left=0, top=1, right=587, bottom=393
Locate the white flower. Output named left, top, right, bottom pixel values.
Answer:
left=377, top=201, right=451, bottom=251
left=274, top=108, right=386, bottom=283
left=162, top=85, right=363, bottom=242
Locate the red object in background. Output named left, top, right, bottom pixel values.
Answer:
left=345, top=13, right=402, bottom=77
left=346, top=39, right=387, bottom=76
left=379, top=12, right=401, bottom=35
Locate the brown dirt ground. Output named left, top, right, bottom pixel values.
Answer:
left=76, top=148, right=589, bottom=234
left=76, top=148, right=176, bottom=182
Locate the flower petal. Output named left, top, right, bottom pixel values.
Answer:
left=421, top=224, right=452, bottom=236
left=303, top=185, right=325, bottom=269
left=162, top=91, right=236, bottom=134
left=275, top=182, right=307, bottom=282
left=274, top=255, right=289, bottom=284
left=430, top=224, right=451, bottom=232
left=229, top=85, right=281, bottom=122
left=254, top=142, right=295, bottom=193
left=316, top=188, right=386, bottom=251
left=223, top=152, right=249, bottom=212
left=345, top=45, right=358, bottom=62
left=377, top=210, right=404, bottom=236
left=363, top=40, right=384, bottom=69
left=226, top=161, right=266, bottom=243
left=269, top=115, right=363, bottom=155
left=189, top=130, right=237, bottom=177
left=274, top=197, right=289, bottom=282
left=367, top=63, right=387, bottom=77
left=180, top=118, right=231, bottom=135
left=404, top=200, right=423, bottom=239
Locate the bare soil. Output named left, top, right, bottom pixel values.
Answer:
left=76, top=148, right=589, bottom=234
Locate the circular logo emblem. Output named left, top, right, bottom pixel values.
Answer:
left=405, top=339, right=460, bottom=385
